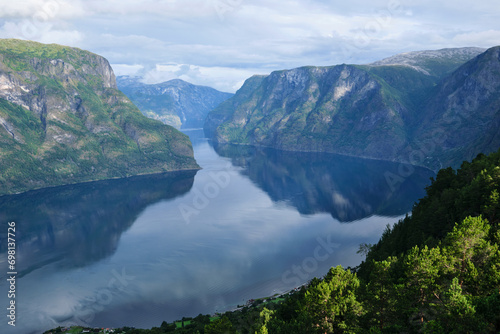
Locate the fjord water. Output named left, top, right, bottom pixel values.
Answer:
left=0, top=129, right=434, bottom=333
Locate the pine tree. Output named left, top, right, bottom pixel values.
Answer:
left=302, top=266, right=362, bottom=333
left=401, top=245, right=444, bottom=329
left=363, top=257, right=398, bottom=331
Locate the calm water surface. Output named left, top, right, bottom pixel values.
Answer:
left=0, top=129, right=434, bottom=333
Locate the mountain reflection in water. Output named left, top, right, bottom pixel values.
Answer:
left=0, top=129, right=436, bottom=334
left=0, top=171, right=196, bottom=274
left=212, top=143, right=434, bottom=221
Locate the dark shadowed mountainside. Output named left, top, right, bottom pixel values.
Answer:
left=205, top=47, right=498, bottom=170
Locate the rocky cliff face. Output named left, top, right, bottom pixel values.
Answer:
left=408, top=46, right=500, bottom=169
left=204, top=74, right=266, bottom=136
left=117, top=76, right=233, bottom=129
left=0, top=39, right=199, bottom=195
left=205, top=64, right=426, bottom=161
left=0, top=48, right=117, bottom=143
left=205, top=47, right=499, bottom=170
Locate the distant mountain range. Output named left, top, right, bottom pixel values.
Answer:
left=0, top=39, right=199, bottom=195
left=117, top=76, right=233, bottom=129
left=1, top=40, right=498, bottom=195
left=204, top=46, right=500, bottom=170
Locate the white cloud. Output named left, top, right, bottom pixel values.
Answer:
left=1, top=0, right=499, bottom=91
left=0, top=20, right=83, bottom=47
left=37, top=29, right=84, bottom=46
left=0, top=0, right=85, bottom=19
left=452, top=30, right=500, bottom=48
left=82, top=0, right=222, bottom=18
left=112, top=64, right=145, bottom=76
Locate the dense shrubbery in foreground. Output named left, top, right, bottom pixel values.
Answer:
left=47, top=149, right=500, bottom=333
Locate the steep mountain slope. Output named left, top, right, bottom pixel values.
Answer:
left=205, top=47, right=499, bottom=170
left=0, top=39, right=199, bottom=195
left=204, top=74, right=266, bottom=136
left=407, top=46, right=500, bottom=169
left=117, top=76, right=233, bottom=129
left=205, top=63, right=434, bottom=161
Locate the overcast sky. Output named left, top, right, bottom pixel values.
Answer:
left=1, top=0, right=499, bottom=92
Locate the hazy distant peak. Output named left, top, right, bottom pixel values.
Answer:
left=368, top=47, right=486, bottom=76
left=116, top=76, right=233, bottom=129
left=114, top=75, right=143, bottom=87
left=116, top=76, right=219, bottom=91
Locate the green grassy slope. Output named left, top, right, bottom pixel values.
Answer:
left=0, top=39, right=199, bottom=195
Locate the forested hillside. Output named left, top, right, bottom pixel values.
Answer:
left=246, top=149, right=500, bottom=333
